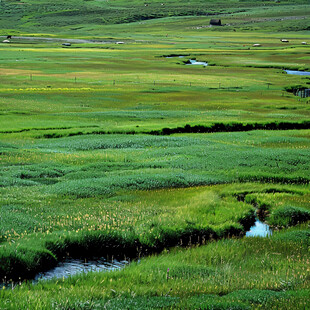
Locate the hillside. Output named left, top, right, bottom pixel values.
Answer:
left=0, top=0, right=310, bottom=36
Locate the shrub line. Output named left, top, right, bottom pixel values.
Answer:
left=148, top=121, right=310, bottom=135
left=32, top=121, right=310, bottom=139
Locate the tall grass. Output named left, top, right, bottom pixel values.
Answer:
left=0, top=184, right=256, bottom=280
left=0, top=2, right=309, bottom=307
left=0, top=227, right=308, bottom=309
left=0, top=130, right=309, bottom=280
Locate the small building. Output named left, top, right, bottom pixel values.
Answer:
left=210, top=19, right=221, bottom=26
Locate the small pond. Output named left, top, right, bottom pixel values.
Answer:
left=186, top=59, right=208, bottom=66
left=34, top=258, right=128, bottom=282
left=285, top=70, right=310, bottom=76
left=246, top=219, right=272, bottom=237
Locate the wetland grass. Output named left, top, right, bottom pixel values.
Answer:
left=0, top=0, right=309, bottom=308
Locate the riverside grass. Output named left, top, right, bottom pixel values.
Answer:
left=0, top=0, right=310, bottom=309
left=0, top=231, right=309, bottom=309
left=0, top=131, right=309, bottom=286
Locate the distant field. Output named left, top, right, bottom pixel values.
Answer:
left=0, top=0, right=309, bottom=35
left=0, top=33, right=309, bottom=136
left=0, top=0, right=309, bottom=309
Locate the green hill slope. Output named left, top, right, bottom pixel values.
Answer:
left=1, top=0, right=309, bottom=35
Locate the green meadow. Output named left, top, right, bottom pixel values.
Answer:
left=0, top=0, right=309, bottom=309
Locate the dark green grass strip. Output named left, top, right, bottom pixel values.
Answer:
left=33, top=120, right=310, bottom=139
left=3, top=121, right=310, bottom=138
left=149, top=121, right=310, bottom=136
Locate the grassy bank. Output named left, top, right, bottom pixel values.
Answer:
left=0, top=225, right=309, bottom=309
left=0, top=182, right=257, bottom=280
left=0, top=128, right=309, bottom=280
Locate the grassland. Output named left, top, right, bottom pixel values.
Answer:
left=0, top=0, right=309, bottom=309
left=0, top=0, right=309, bottom=35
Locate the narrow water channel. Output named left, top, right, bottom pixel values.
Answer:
left=34, top=220, right=271, bottom=281
left=245, top=219, right=272, bottom=237
left=0, top=259, right=128, bottom=289
left=1, top=220, right=271, bottom=286
left=34, top=258, right=128, bottom=282
left=285, top=70, right=310, bottom=76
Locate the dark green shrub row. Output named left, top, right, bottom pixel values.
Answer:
left=31, top=121, right=310, bottom=140
left=149, top=121, right=310, bottom=135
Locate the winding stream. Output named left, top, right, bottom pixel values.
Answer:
left=0, top=219, right=271, bottom=286
left=33, top=220, right=270, bottom=282
left=285, top=70, right=310, bottom=76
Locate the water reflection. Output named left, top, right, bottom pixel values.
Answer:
left=186, top=59, right=208, bottom=66
left=34, top=258, right=128, bottom=282
left=285, top=70, right=310, bottom=76
left=246, top=220, right=272, bottom=237
left=166, top=55, right=186, bottom=58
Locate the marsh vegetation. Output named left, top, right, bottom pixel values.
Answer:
left=0, top=0, right=309, bottom=309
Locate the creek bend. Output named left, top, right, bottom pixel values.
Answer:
left=0, top=218, right=271, bottom=288
left=30, top=220, right=271, bottom=282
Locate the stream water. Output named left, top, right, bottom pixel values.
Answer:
left=165, top=56, right=208, bottom=66
left=285, top=70, right=310, bottom=76
left=34, top=258, right=128, bottom=282
left=246, top=219, right=272, bottom=237
left=166, top=55, right=186, bottom=58
left=186, top=59, right=208, bottom=66
left=34, top=220, right=270, bottom=281
left=1, top=220, right=271, bottom=285
left=0, top=258, right=128, bottom=289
